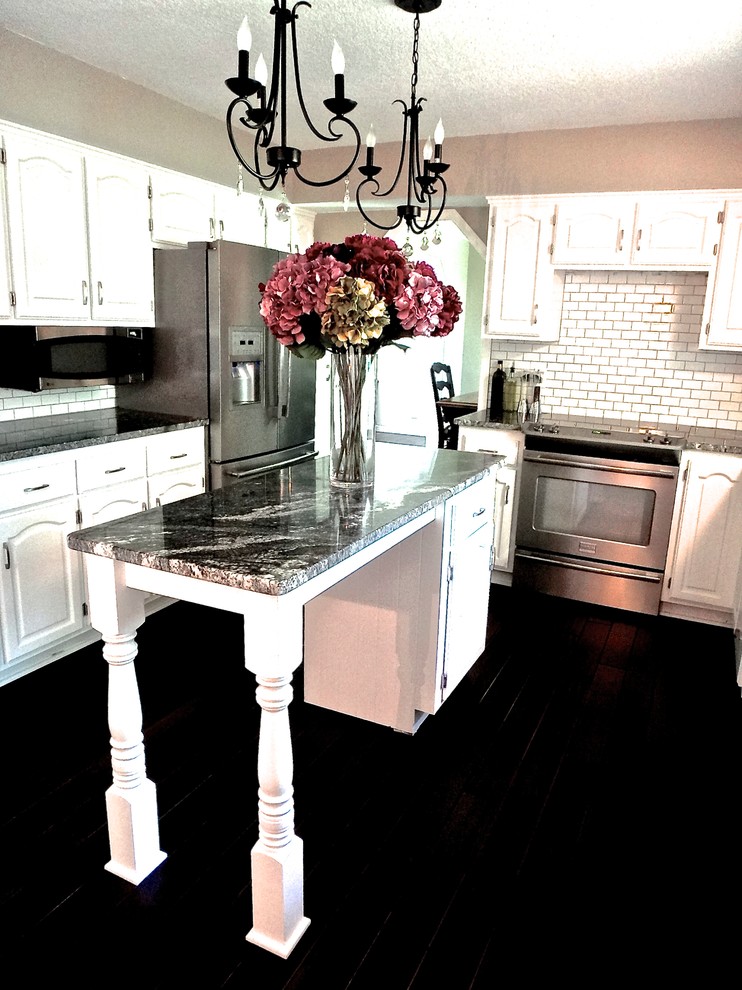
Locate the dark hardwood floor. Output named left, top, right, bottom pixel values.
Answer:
left=2, top=585, right=741, bottom=987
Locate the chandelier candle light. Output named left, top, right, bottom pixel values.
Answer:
left=225, top=1, right=362, bottom=191
left=258, top=235, right=462, bottom=488
left=356, top=0, right=450, bottom=235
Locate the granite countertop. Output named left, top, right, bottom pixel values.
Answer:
left=68, top=446, right=495, bottom=597
left=0, top=409, right=208, bottom=463
left=455, top=408, right=742, bottom=454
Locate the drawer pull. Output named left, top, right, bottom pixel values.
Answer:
left=169, top=453, right=188, bottom=460
left=472, top=507, right=486, bottom=518
left=23, top=483, right=50, bottom=493
left=104, top=466, right=126, bottom=474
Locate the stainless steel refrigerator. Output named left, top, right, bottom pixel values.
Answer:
left=118, top=240, right=316, bottom=489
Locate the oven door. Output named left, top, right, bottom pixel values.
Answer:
left=516, top=450, right=679, bottom=570
left=514, top=450, right=679, bottom=614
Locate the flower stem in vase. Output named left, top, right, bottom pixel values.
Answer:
left=330, top=347, right=377, bottom=489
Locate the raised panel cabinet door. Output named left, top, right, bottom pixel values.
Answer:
left=702, top=199, right=742, bottom=352
left=551, top=197, right=636, bottom=266
left=484, top=204, right=559, bottom=340
left=85, top=154, right=155, bottom=323
left=78, top=479, right=148, bottom=528
left=147, top=466, right=205, bottom=507
left=213, top=186, right=267, bottom=246
left=631, top=199, right=724, bottom=266
left=5, top=134, right=90, bottom=320
left=0, top=497, right=85, bottom=664
left=149, top=171, right=216, bottom=245
left=666, top=453, right=742, bottom=611
left=0, top=137, right=12, bottom=319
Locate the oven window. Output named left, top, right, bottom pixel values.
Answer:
left=533, top=477, right=656, bottom=546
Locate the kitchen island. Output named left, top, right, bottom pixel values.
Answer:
left=67, top=445, right=497, bottom=958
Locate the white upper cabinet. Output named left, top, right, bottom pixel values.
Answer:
left=5, top=132, right=91, bottom=320
left=552, top=197, right=637, bottom=266
left=551, top=193, right=724, bottom=269
left=700, top=198, right=742, bottom=352
left=149, top=169, right=217, bottom=245
left=3, top=129, right=154, bottom=324
left=84, top=153, right=154, bottom=323
left=632, top=197, right=724, bottom=267
left=0, top=135, right=12, bottom=320
left=483, top=199, right=562, bottom=341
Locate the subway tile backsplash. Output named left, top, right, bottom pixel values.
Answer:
left=488, top=271, right=742, bottom=431
left=0, top=385, right=117, bottom=421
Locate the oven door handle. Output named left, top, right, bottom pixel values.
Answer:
left=523, top=453, right=678, bottom=479
left=515, top=550, right=663, bottom=583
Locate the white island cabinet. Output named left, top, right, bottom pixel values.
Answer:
left=67, top=447, right=495, bottom=960
left=303, top=470, right=496, bottom=734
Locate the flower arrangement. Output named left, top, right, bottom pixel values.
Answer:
left=258, top=234, right=462, bottom=488
left=258, top=234, right=462, bottom=358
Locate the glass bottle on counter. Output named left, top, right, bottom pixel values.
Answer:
left=489, top=360, right=505, bottom=419
left=503, top=364, right=518, bottom=412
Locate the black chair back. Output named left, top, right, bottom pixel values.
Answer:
left=430, top=363, right=456, bottom=448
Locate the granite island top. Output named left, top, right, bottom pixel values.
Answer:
left=0, top=408, right=207, bottom=463
left=68, top=446, right=496, bottom=597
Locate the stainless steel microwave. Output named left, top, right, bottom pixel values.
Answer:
left=0, top=326, right=152, bottom=393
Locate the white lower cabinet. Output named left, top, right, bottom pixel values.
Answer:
left=0, top=494, right=85, bottom=665
left=662, top=451, right=742, bottom=621
left=0, top=426, right=206, bottom=686
left=457, top=426, right=523, bottom=580
left=145, top=427, right=206, bottom=506
left=303, top=473, right=496, bottom=734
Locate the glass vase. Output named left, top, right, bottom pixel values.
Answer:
left=329, top=347, right=378, bottom=489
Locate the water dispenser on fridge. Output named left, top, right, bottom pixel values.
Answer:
left=231, top=327, right=263, bottom=405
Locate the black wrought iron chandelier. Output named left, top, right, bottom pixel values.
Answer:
left=224, top=1, right=362, bottom=192
left=356, top=0, right=450, bottom=235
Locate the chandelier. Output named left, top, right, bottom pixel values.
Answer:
left=356, top=0, right=450, bottom=235
left=224, top=1, right=362, bottom=192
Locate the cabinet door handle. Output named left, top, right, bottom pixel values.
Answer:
left=617, top=228, right=624, bottom=252
left=219, top=220, right=224, bottom=237
left=97, top=281, right=103, bottom=305
left=155, top=497, right=162, bottom=507
left=23, top=483, right=50, bottom=493
left=104, top=466, right=126, bottom=474
left=532, top=302, right=538, bottom=325
left=3, top=542, right=9, bottom=570
left=82, top=280, right=88, bottom=305
left=635, top=228, right=642, bottom=251
left=169, top=452, right=187, bottom=460
left=210, top=218, right=215, bottom=239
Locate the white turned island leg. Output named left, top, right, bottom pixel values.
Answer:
left=243, top=597, right=310, bottom=958
left=85, top=555, right=166, bottom=885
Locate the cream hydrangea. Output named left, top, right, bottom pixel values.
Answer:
left=320, top=276, right=390, bottom=349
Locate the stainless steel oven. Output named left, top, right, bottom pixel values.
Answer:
left=513, top=421, right=686, bottom=615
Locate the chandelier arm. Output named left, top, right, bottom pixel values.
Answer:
left=226, top=101, right=281, bottom=185
left=354, top=184, right=403, bottom=233
left=409, top=178, right=448, bottom=234
left=293, top=120, right=363, bottom=188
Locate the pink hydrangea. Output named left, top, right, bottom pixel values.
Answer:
left=393, top=265, right=444, bottom=335
left=259, top=251, right=349, bottom=346
left=258, top=235, right=462, bottom=355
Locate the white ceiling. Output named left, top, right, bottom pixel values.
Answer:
left=1, top=0, right=741, bottom=149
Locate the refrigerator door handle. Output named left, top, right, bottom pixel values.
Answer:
left=224, top=450, right=318, bottom=479
left=278, top=342, right=291, bottom=419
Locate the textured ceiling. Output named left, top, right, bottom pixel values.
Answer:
left=1, top=0, right=741, bottom=149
